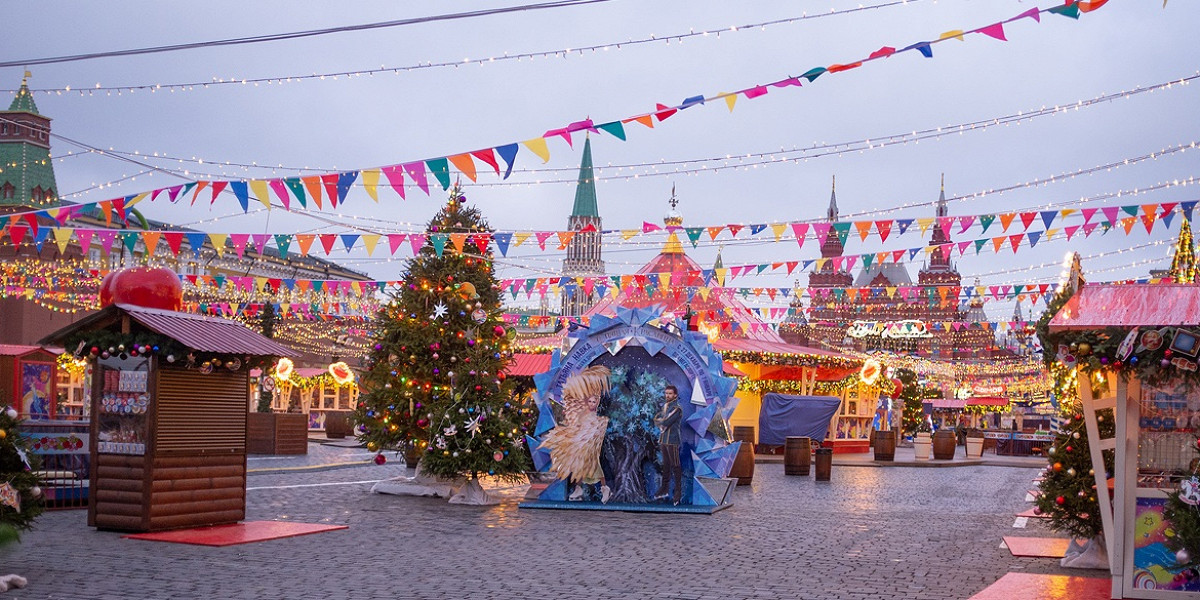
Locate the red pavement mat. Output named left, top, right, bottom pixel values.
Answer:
left=969, top=573, right=1112, bottom=600
left=122, top=521, right=347, bottom=547
left=1002, top=536, right=1069, bottom=558
left=1015, top=507, right=1050, bottom=518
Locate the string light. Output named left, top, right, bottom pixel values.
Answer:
left=10, top=1, right=923, bottom=97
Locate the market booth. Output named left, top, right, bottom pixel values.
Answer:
left=0, top=344, right=59, bottom=419
left=1049, top=283, right=1200, bottom=598
left=41, top=303, right=296, bottom=532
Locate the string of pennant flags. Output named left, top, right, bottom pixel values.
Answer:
left=1, top=198, right=1192, bottom=262
left=4, top=1, right=1104, bottom=219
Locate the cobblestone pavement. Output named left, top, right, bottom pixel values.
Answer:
left=3, top=445, right=1087, bottom=600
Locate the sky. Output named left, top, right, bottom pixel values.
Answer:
left=2, top=0, right=1198, bottom=322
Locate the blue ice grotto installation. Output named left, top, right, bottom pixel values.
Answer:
left=520, top=306, right=740, bottom=514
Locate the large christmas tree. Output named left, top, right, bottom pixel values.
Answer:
left=355, top=185, right=530, bottom=482
left=1169, top=218, right=1197, bottom=283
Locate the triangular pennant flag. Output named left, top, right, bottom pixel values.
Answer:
left=1040, top=210, right=1057, bottom=230
left=472, top=233, right=491, bottom=255
left=273, top=234, right=292, bottom=257
left=384, top=234, right=405, bottom=255
left=229, top=233, right=250, bottom=259
left=917, top=218, right=934, bottom=236
left=1019, top=212, right=1037, bottom=231
left=361, top=169, right=380, bottom=202
left=295, top=234, right=316, bottom=257
left=495, top=144, right=519, bottom=179
left=493, top=232, right=512, bottom=257
left=522, top=138, right=551, bottom=163
left=977, top=23, right=1007, bottom=42
left=318, top=234, right=338, bottom=255
left=426, top=158, right=451, bottom=191
left=875, top=220, right=893, bottom=242
left=404, top=162, right=430, bottom=195
left=229, top=181, right=250, bottom=212
left=654, top=103, right=678, bottom=121
left=336, top=171, right=358, bottom=205
left=470, top=149, right=500, bottom=176
left=998, top=213, right=1016, bottom=232
left=448, top=154, right=477, bottom=182
left=1048, top=3, right=1081, bottom=18
left=184, top=232, right=206, bottom=258
left=978, top=214, right=995, bottom=234
left=854, top=221, right=872, bottom=241
left=284, top=178, right=307, bottom=208
left=209, top=233, right=229, bottom=257
left=249, top=180, right=272, bottom=210
left=340, top=234, right=360, bottom=253
left=430, top=234, right=447, bottom=257
left=791, top=223, right=809, bottom=247
left=302, top=176, right=324, bottom=209
left=896, top=219, right=913, bottom=236
left=380, top=165, right=406, bottom=200
left=596, top=121, right=626, bottom=141
left=448, top=233, right=468, bottom=254
left=408, top=233, right=427, bottom=254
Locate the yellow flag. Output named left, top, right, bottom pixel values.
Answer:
left=362, top=169, right=380, bottom=202
left=722, top=92, right=737, bottom=112
left=621, top=229, right=639, bottom=240
left=126, top=192, right=150, bottom=208
left=939, top=30, right=965, bottom=41
left=361, top=234, right=381, bottom=256
left=917, top=218, right=934, bottom=235
left=209, top=233, right=228, bottom=256
left=770, top=223, right=786, bottom=241
left=523, top=138, right=551, bottom=163
left=52, top=228, right=73, bottom=253
left=250, top=180, right=272, bottom=210
left=514, top=232, right=531, bottom=247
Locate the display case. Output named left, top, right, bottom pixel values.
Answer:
left=94, top=355, right=151, bottom=455
left=827, top=382, right=877, bottom=453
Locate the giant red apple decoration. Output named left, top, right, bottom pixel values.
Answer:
left=100, top=267, right=183, bottom=311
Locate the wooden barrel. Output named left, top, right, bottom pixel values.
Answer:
left=730, top=439, right=755, bottom=486
left=784, top=437, right=811, bottom=476
left=932, top=430, right=957, bottom=460
left=873, top=430, right=896, bottom=462
left=732, top=426, right=755, bottom=444
left=814, top=448, right=833, bottom=482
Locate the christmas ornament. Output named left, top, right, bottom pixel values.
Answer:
left=1053, top=462, right=1063, bottom=472
left=431, top=302, right=449, bottom=320
left=493, top=451, right=504, bottom=461
left=1055, top=496, right=1065, bottom=505
left=1178, top=549, right=1192, bottom=564
left=472, top=309, right=487, bottom=324
left=3, top=408, right=16, bottom=420
left=1179, top=477, right=1200, bottom=506
left=0, top=483, right=20, bottom=511
left=374, top=454, right=387, bottom=465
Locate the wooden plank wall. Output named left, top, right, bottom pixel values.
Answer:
left=148, top=453, right=245, bottom=530
left=92, top=453, right=148, bottom=531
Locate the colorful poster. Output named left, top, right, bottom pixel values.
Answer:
left=19, top=361, right=54, bottom=419
left=1131, top=497, right=1200, bottom=592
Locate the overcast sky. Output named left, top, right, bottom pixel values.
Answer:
left=2, top=1, right=1197, bottom=320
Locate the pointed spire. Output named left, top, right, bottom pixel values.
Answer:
left=1012, top=297, right=1024, bottom=322
left=713, top=244, right=725, bottom=270
left=663, top=186, right=683, bottom=254
left=570, top=136, right=599, bottom=218
left=936, top=173, right=948, bottom=218
left=8, top=70, right=40, bottom=114
left=827, top=175, right=839, bottom=222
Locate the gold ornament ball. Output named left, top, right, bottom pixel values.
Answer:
left=367, top=442, right=378, bottom=452
left=1077, top=343, right=1091, bottom=355
left=0, top=429, right=6, bottom=439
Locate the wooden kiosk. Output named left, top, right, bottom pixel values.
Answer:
left=42, top=303, right=296, bottom=532
left=1050, top=284, right=1200, bottom=598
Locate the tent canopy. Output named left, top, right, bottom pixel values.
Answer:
left=757, top=393, right=842, bottom=446
left=1048, top=284, right=1200, bottom=331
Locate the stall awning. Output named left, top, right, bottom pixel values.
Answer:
left=506, top=353, right=552, bottom=377
left=0, top=344, right=44, bottom=357
left=40, top=303, right=298, bottom=357
left=967, top=397, right=1010, bottom=407
left=924, top=399, right=967, bottom=409
left=1049, top=284, right=1200, bottom=331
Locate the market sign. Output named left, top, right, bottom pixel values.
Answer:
left=847, top=319, right=933, bottom=339
left=972, top=383, right=1007, bottom=396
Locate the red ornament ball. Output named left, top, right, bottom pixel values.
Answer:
left=373, top=454, right=387, bottom=465
left=1065, top=446, right=1073, bottom=453
left=1055, top=496, right=1066, bottom=505
left=103, top=267, right=184, bottom=311
left=1053, top=462, right=1063, bottom=472
left=493, top=325, right=506, bottom=337
left=496, top=372, right=506, bottom=382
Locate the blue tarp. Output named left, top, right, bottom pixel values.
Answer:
left=757, top=393, right=842, bottom=446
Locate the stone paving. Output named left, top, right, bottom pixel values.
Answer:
left=1, top=441, right=1089, bottom=600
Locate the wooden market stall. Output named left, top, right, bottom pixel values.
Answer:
left=1049, top=283, right=1200, bottom=598
left=0, top=344, right=59, bottom=419
left=41, top=303, right=296, bottom=532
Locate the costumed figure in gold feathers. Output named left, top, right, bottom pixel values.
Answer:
left=541, top=365, right=612, bottom=503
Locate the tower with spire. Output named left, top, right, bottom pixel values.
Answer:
left=786, top=176, right=855, bottom=349
left=560, top=137, right=606, bottom=319
left=0, top=72, right=58, bottom=212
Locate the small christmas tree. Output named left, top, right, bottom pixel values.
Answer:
left=355, top=184, right=530, bottom=486
left=1035, top=410, right=1114, bottom=541
left=1169, top=218, right=1197, bottom=284
left=0, top=406, right=44, bottom=542
left=1164, top=440, right=1200, bottom=569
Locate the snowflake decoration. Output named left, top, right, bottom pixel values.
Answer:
left=464, top=414, right=482, bottom=438
left=431, top=301, right=448, bottom=320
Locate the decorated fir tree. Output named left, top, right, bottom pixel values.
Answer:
left=1169, top=218, right=1197, bottom=284
left=355, top=184, right=530, bottom=485
left=1164, top=440, right=1200, bottom=569
left=1035, top=410, right=1114, bottom=544
left=0, top=406, right=43, bottom=543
